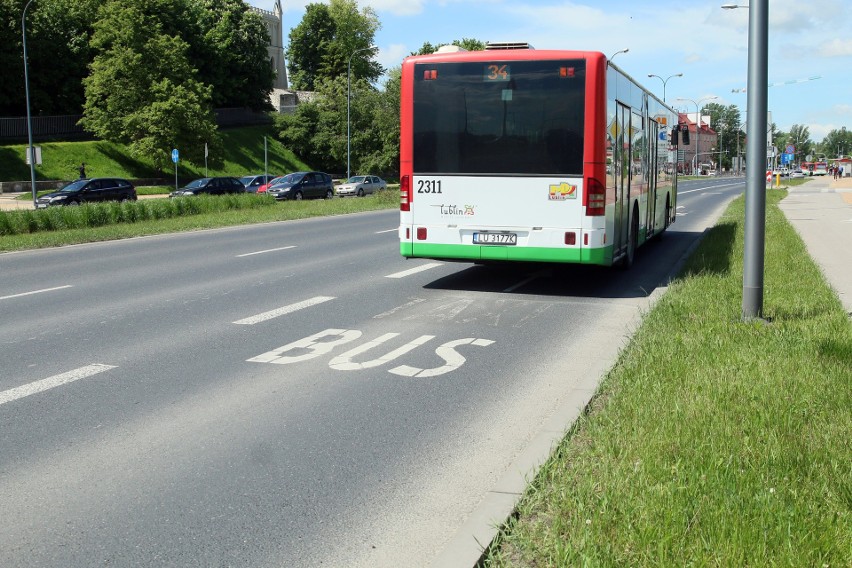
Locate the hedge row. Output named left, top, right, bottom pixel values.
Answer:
left=0, top=194, right=277, bottom=236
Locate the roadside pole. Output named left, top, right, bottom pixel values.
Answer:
left=172, top=148, right=179, bottom=191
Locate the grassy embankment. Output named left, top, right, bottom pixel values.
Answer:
left=484, top=188, right=851, bottom=567
left=0, top=125, right=309, bottom=186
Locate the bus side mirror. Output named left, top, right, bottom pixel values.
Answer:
left=671, top=127, right=679, bottom=146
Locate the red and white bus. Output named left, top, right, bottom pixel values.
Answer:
left=399, top=43, right=679, bottom=267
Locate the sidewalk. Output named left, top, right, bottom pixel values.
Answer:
left=779, top=175, right=852, bottom=315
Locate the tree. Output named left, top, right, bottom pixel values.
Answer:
left=187, top=0, right=274, bottom=110
left=704, top=103, right=742, bottom=171
left=80, top=0, right=219, bottom=171
left=412, top=38, right=486, bottom=55
left=0, top=0, right=99, bottom=116
left=818, top=127, right=850, bottom=159
left=286, top=0, right=381, bottom=91
left=786, top=124, right=813, bottom=164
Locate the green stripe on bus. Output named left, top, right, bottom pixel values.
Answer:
left=400, top=243, right=612, bottom=265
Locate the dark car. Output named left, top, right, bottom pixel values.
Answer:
left=267, top=171, right=334, bottom=200
left=170, top=177, right=246, bottom=198
left=239, top=174, right=277, bottom=193
left=35, top=178, right=136, bottom=208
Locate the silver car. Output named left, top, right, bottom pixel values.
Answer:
left=336, top=175, right=387, bottom=197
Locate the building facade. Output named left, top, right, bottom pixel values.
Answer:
left=678, top=112, right=718, bottom=174
left=251, top=0, right=288, bottom=91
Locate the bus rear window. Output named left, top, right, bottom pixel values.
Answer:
left=413, top=59, right=586, bottom=176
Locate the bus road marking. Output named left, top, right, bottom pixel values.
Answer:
left=0, top=364, right=116, bottom=406
left=385, top=263, right=443, bottom=279
left=236, top=246, right=296, bottom=257
left=0, top=285, right=73, bottom=301
left=233, top=296, right=335, bottom=325
left=248, top=328, right=495, bottom=378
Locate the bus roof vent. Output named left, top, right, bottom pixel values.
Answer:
left=485, top=41, right=534, bottom=50
left=435, top=45, right=468, bottom=53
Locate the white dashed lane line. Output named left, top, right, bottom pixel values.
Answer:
left=385, top=263, right=443, bottom=279
left=0, top=285, right=73, bottom=301
left=236, top=246, right=296, bottom=257
left=233, top=296, right=336, bottom=325
left=0, top=364, right=116, bottom=406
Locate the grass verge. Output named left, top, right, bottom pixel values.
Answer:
left=0, top=190, right=398, bottom=252
left=483, top=189, right=851, bottom=566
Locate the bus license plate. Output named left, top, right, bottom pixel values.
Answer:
left=473, top=232, right=517, bottom=245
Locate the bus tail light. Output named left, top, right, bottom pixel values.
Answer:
left=400, top=175, right=411, bottom=211
left=564, top=232, right=576, bottom=245
left=585, top=176, right=605, bottom=216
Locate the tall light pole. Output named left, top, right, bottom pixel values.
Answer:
left=22, top=0, right=37, bottom=207
left=723, top=1, right=769, bottom=320
left=609, top=48, right=629, bottom=62
left=647, top=73, right=682, bottom=103
left=347, top=44, right=377, bottom=181
left=676, top=96, right=718, bottom=175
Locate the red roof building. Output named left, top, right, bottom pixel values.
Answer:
left=678, top=112, right=718, bottom=174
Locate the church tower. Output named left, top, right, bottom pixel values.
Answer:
left=252, top=0, right=288, bottom=90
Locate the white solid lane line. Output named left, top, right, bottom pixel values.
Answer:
left=0, top=364, right=116, bottom=406
left=375, top=228, right=398, bottom=234
left=233, top=296, right=335, bottom=325
left=236, top=246, right=296, bottom=257
left=0, top=285, right=73, bottom=301
left=385, top=263, right=443, bottom=279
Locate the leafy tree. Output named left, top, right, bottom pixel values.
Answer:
left=412, top=38, right=486, bottom=55
left=80, top=0, right=219, bottom=171
left=818, top=127, right=851, bottom=159
left=286, top=0, right=381, bottom=91
left=704, top=103, right=742, bottom=171
left=187, top=0, right=274, bottom=110
left=0, top=0, right=99, bottom=116
left=274, top=69, right=400, bottom=178
left=285, top=3, right=335, bottom=91
left=785, top=124, right=813, bottom=164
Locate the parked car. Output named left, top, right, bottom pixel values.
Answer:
left=790, top=169, right=805, bottom=178
left=336, top=175, right=387, bottom=197
left=239, top=174, right=277, bottom=193
left=35, top=178, right=136, bottom=208
left=170, top=177, right=246, bottom=197
left=257, top=176, right=285, bottom=194
left=267, top=172, right=334, bottom=200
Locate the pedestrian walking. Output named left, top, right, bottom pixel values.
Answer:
left=78, top=162, right=87, bottom=179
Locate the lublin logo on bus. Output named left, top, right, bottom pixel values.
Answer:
left=432, top=204, right=476, bottom=216
left=548, top=182, right=578, bottom=201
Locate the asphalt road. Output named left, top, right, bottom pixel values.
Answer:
left=0, top=178, right=744, bottom=567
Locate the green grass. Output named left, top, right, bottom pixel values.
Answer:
left=0, top=125, right=309, bottom=182
left=484, top=189, right=851, bottom=567
left=0, top=190, right=398, bottom=251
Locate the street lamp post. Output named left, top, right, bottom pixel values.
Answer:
left=723, top=0, right=770, bottom=320
left=676, top=96, right=718, bottom=175
left=347, top=45, right=377, bottom=181
left=609, top=48, right=629, bottom=62
left=22, top=0, right=37, bottom=207
left=647, top=73, right=682, bottom=103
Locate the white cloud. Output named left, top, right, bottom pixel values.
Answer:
left=818, top=38, right=852, bottom=57
left=364, top=0, right=426, bottom=16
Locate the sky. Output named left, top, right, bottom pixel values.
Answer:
left=249, top=0, right=852, bottom=143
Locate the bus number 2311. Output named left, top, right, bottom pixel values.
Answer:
left=417, top=179, right=442, bottom=194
